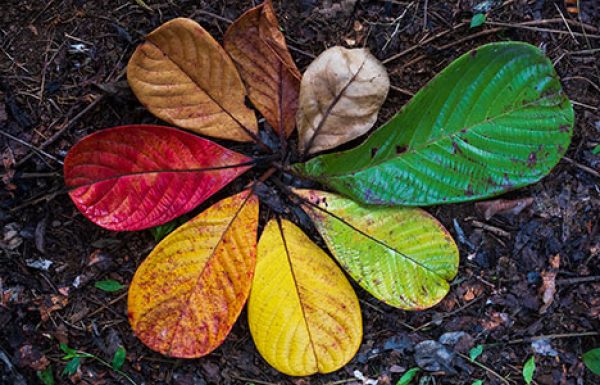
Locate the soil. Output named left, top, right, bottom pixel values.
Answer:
left=1, top=1, right=599, bottom=385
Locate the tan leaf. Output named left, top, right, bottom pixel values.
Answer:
left=224, top=0, right=301, bottom=139
left=127, top=18, right=257, bottom=142
left=297, top=46, right=389, bottom=155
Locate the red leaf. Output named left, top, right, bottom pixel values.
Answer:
left=64, top=125, right=252, bottom=231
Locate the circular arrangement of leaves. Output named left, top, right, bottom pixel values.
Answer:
left=63, top=0, right=573, bottom=377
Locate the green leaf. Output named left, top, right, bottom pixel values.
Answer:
left=469, top=344, right=484, bottom=361
left=112, top=346, right=126, bottom=371
left=397, top=367, right=420, bottom=385
left=59, top=343, right=77, bottom=359
left=95, top=279, right=125, bottom=292
left=62, top=357, right=80, bottom=376
left=470, top=13, right=486, bottom=28
left=471, top=380, right=483, bottom=385
left=295, top=189, right=459, bottom=310
left=592, top=145, right=600, bottom=155
left=37, top=366, right=55, bottom=385
left=583, top=347, right=600, bottom=375
left=523, top=356, right=535, bottom=384
left=150, top=219, right=180, bottom=242
left=294, top=42, right=573, bottom=206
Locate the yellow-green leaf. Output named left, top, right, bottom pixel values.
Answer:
left=248, top=219, right=362, bottom=376
left=128, top=191, right=259, bottom=358
left=295, top=189, right=459, bottom=310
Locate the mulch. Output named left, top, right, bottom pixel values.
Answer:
left=1, top=0, right=599, bottom=384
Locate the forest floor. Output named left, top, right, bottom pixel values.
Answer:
left=1, top=0, right=599, bottom=384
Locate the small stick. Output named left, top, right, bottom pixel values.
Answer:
left=562, top=156, right=600, bottom=178
left=457, top=352, right=513, bottom=385
left=0, top=130, right=63, bottom=165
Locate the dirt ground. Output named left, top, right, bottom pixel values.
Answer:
left=1, top=0, right=599, bottom=384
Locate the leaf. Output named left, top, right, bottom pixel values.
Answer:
left=523, top=356, right=535, bottom=384
left=295, top=42, right=573, bottom=206
left=296, top=46, right=390, bottom=155
left=95, top=279, right=125, bottom=292
left=59, top=343, right=77, bottom=359
left=62, top=357, right=80, bottom=376
left=64, top=125, right=252, bottom=231
left=471, top=380, right=483, bottom=385
left=127, top=18, right=257, bottom=142
left=470, top=13, right=486, bottom=28
left=469, top=344, right=484, bottom=361
left=224, top=0, right=301, bottom=138
left=295, top=189, right=459, bottom=310
left=150, top=219, right=181, bottom=242
left=37, top=366, right=55, bottom=385
left=128, top=191, right=259, bottom=358
left=593, top=144, right=600, bottom=155
left=397, top=367, right=420, bottom=385
left=248, top=219, right=362, bottom=376
left=111, top=346, right=126, bottom=371
left=583, top=348, right=600, bottom=375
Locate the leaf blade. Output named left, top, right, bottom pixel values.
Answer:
left=397, top=367, right=420, bottom=385
left=248, top=219, right=362, bottom=375
left=295, top=42, right=573, bottom=205
left=295, top=189, right=459, bottom=310
left=583, top=348, right=600, bottom=375
left=95, top=280, right=125, bottom=292
left=523, top=356, right=536, bottom=384
left=224, top=0, right=301, bottom=138
left=64, top=125, right=252, bottom=231
left=111, top=346, right=126, bottom=371
left=127, top=18, right=257, bottom=141
left=297, top=46, right=390, bottom=155
left=128, top=191, right=259, bottom=358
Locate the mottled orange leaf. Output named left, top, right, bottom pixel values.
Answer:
left=128, top=191, right=259, bottom=357
left=128, top=18, right=258, bottom=142
left=224, top=0, right=301, bottom=138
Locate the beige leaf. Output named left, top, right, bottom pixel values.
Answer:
left=297, top=46, right=389, bottom=155
left=127, top=18, right=258, bottom=142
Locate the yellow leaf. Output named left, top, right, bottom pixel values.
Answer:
left=297, top=46, right=389, bottom=155
left=128, top=191, right=259, bottom=358
left=127, top=18, right=258, bottom=142
left=248, top=219, right=362, bottom=376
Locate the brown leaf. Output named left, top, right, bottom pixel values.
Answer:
left=475, top=197, right=533, bottom=220
left=297, top=46, right=389, bottom=155
left=127, top=18, right=257, bottom=142
left=539, top=254, right=560, bottom=314
left=224, top=0, right=301, bottom=139
left=33, top=294, right=68, bottom=321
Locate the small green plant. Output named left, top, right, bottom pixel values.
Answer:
left=469, top=345, right=484, bottom=361
left=94, top=279, right=125, bottom=292
left=523, top=356, right=536, bottom=384
left=470, top=13, right=487, bottom=28
left=36, top=366, right=55, bottom=385
left=397, top=367, right=420, bottom=385
left=63, top=0, right=573, bottom=377
left=583, top=348, right=600, bottom=375
left=60, top=343, right=136, bottom=384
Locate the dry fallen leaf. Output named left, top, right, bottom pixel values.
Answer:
left=297, top=46, right=389, bottom=155
left=128, top=18, right=257, bottom=141
left=539, top=254, right=560, bottom=314
left=224, top=0, right=301, bottom=138
left=475, top=197, right=534, bottom=220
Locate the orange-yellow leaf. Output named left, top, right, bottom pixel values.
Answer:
left=128, top=191, right=259, bottom=358
left=127, top=18, right=257, bottom=142
left=248, top=219, right=362, bottom=376
left=224, top=0, right=301, bottom=138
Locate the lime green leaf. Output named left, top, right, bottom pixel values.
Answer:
left=112, top=346, right=126, bottom=371
left=59, top=343, right=77, bottom=359
left=295, top=42, right=573, bottom=206
left=583, top=348, right=600, bottom=375
left=397, top=367, right=420, bottom=385
left=592, top=145, right=600, bottom=155
left=470, top=13, right=486, bottom=28
left=62, top=357, right=80, bottom=376
left=295, top=189, right=459, bottom=310
left=95, top=279, right=125, bottom=292
left=471, top=380, right=483, bottom=385
left=37, top=366, right=55, bottom=385
left=469, top=344, right=484, bottom=361
left=523, top=356, right=536, bottom=384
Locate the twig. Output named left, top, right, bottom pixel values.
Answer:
left=390, top=84, right=415, bottom=96
left=457, top=352, right=513, bottom=385
left=413, top=296, right=484, bottom=332
left=553, top=3, right=578, bottom=44
left=230, top=375, right=278, bottom=385
left=556, top=275, right=600, bottom=285
left=562, top=156, right=600, bottom=178
left=0, top=130, right=63, bottom=165
left=485, top=21, right=600, bottom=39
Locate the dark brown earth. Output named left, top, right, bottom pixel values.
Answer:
left=1, top=1, right=599, bottom=384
